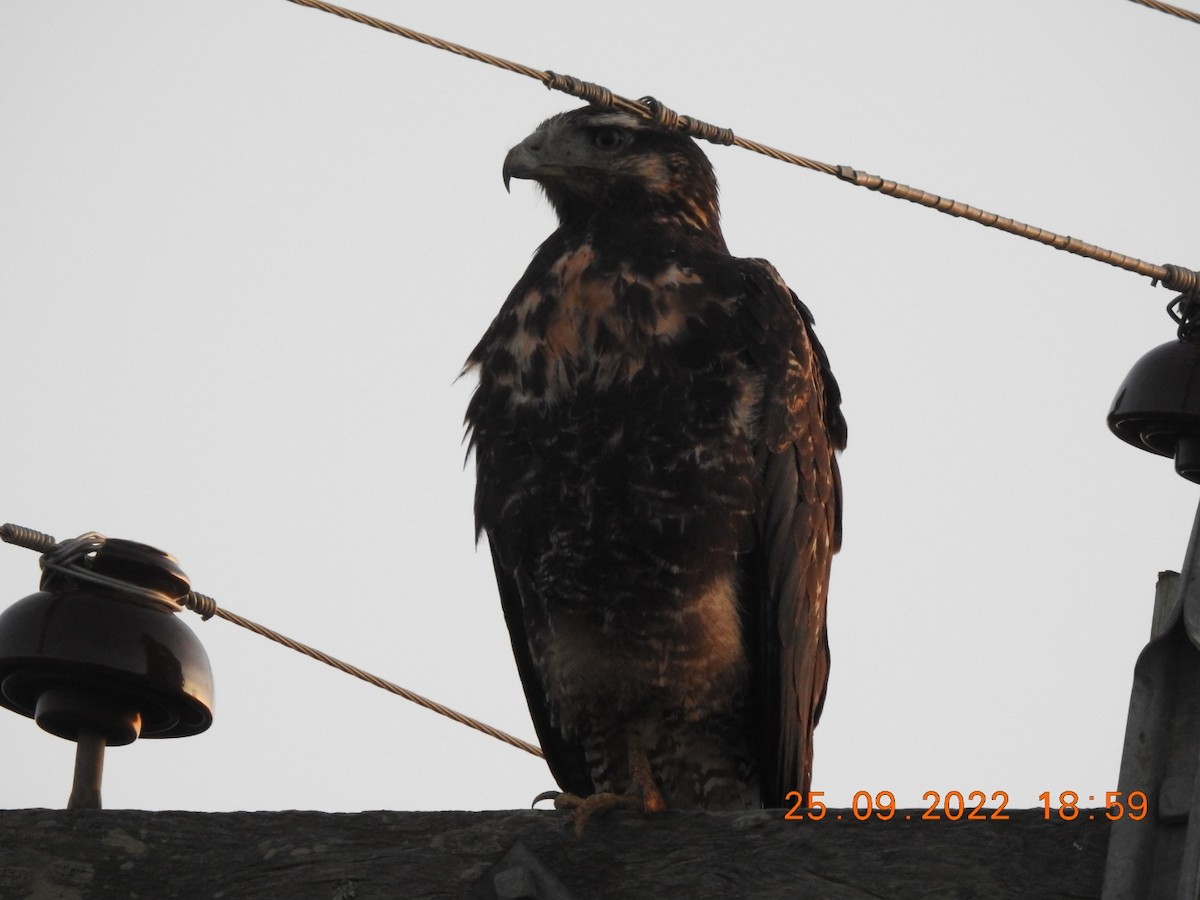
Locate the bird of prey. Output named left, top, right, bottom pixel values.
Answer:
left=464, top=104, right=845, bottom=821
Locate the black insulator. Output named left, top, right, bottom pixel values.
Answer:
left=0, top=537, right=214, bottom=808
left=1109, top=336, right=1200, bottom=483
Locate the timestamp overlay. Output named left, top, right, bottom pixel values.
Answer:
left=783, top=790, right=1149, bottom=822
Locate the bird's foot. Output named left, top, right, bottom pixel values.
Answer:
left=534, top=788, right=661, bottom=834
left=529, top=733, right=668, bottom=833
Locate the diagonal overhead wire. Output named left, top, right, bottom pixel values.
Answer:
left=182, top=592, right=545, bottom=758
left=278, top=0, right=834, bottom=174
left=1128, top=0, right=1200, bottom=24
left=280, top=0, right=1198, bottom=297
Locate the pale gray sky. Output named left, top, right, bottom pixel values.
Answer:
left=2, top=0, right=1198, bottom=813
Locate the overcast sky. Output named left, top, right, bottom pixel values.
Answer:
left=2, top=0, right=1198, bottom=814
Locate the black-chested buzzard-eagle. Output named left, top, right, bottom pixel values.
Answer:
left=464, top=105, right=845, bottom=818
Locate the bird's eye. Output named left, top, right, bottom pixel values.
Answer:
left=591, top=128, right=626, bottom=151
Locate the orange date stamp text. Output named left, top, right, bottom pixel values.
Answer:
left=783, top=790, right=1149, bottom=822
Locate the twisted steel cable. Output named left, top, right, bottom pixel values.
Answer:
left=280, top=0, right=1197, bottom=294
left=181, top=591, right=544, bottom=758
left=1128, top=0, right=1200, bottom=25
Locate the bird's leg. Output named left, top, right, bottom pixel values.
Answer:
left=626, top=732, right=667, bottom=813
left=533, top=733, right=668, bottom=834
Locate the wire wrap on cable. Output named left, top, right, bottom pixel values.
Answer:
left=1160, top=265, right=1200, bottom=295
left=543, top=71, right=614, bottom=109
left=182, top=591, right=219, bottom=621
left=0, top=523, right=58, bottom=554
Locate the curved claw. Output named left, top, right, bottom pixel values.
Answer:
left=531, top=789, right=563, bottom=808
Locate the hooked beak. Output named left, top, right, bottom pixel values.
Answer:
left=502, top=140, right=539, bottom=193
left=502, top=127, right=559, bottom=193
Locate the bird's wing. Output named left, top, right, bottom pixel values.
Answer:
left=487, top=537, right=592, bottom=797
left=738, top=259, right=845, bottom=807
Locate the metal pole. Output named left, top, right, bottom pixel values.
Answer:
left=66, top=729, right=105, bottom=810
left=1102, top=494, right=1200, bottom=899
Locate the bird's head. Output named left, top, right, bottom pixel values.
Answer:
left=503, top=105, right=724, bottom=244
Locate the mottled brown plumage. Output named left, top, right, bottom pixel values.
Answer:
left=464, top=106, right=845, bottom=811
